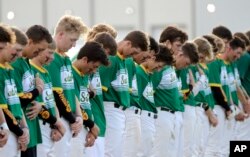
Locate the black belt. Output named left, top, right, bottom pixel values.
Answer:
left=114, top=103, right=126, bottom=110
left=196, top=103, right=209, bottom=111
left=148, top=112, right=158, bottom=119
left=197, top=103, right=208, bottom=109
left=160, top=107, right=175, bottom=114
left=135, top=108, right=142, bottom=115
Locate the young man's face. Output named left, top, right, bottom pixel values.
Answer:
left=57, top=32, right=80, bottom=52
left=228, top=47, right=243, bottom=62
left=12, top=43, right=25, bottom=58
left=122, top=41, right=143, bottom=58
left=132, top=50, right=151, bottom=64
left=171, top=40, right=183, bottom=56
left=174, top=52, right=191, bottom=70
left=86, top=61, right=101, bottom=74
left=0, top=42, right=18, bottom=63
left=24, top=39, right=49, bottom=59
left=37, top=48, right=54, bottom=65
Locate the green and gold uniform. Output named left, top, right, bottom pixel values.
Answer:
left=153, top=65, right=183, bottom=111
left=99, top=53, right=130, bottom=107
left=12, top=58, right=42, bottom=148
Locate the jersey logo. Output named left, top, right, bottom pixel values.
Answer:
left=158, top=68, right=178, bottom=89
left=111, top=69, right=129, bottom=92
left=195, top=72, right=211, bottom=95
left=143, top=82, right=154, bottom=103
left=22, top=70, right=35, bottom=92
left=4, top=79, right=20, bottom=105
left=228, top=72, right=236, bottom=92
left=61, top=66, right=74, bottom=90
left=90, top=72, right=102, bottom=95
left=42, top=83, right=55, bottom=109
left=131, top=74, right=138, bottom=96
left=80, top=86, right=91, bottom=110
left=220, top=66, right=229, bottom=86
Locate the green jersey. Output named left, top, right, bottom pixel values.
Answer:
left=45, top=52, right=76, bottom=113
left=125, top=58, right=140, bottom=108
left=89, top=69, right=106, bottom=137
left=72, top=66, right=93, bottom=120
left=208, top=57, right=231, bottom=104
left=11, top=58, right=42, bottom=148
left=152, top=65, right=183, bottom=111
left=176, top=67, right=196, bottom=106
left=191, top=64, right=215, bottom=109
left=136, top=65, right=156, bottom=113
left=30, top=62, right=56, bottom=116
left=237, top=52, right=250, bottom=95
left=99, top=53, right=130, bottom=107
left=0, top=63, right=23, bottom=119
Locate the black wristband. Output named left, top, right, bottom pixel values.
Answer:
left=88, top=91, right=95, bottom=99
left=83, top=119, right=95, bottom=129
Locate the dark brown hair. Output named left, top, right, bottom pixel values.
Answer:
left=159, top=26, right=188, bottom=44
left=124, top=30, right=149, bottom=51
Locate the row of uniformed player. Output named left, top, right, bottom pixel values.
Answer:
left=1, top=15, right=250, bottom=157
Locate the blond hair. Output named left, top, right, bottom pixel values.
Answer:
left=193, top=37, right=213, bottom=61
left=55, top=15, right=88, bottom=36
left=87, top=23, right=117, bottom=41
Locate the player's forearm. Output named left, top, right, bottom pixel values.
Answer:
left=19, top=89, right=39, bottom=108
left=3, top=108, right=23, bottom=136
left=211, top=86, right=231, bottom=111
left=53, top=90, right=76, bottom=124
left=38, top=105, right=57, bottom=125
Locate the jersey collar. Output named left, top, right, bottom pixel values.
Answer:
left=30, top=61, right=47, bottom=73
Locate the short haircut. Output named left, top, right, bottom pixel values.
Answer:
left=212, top=25, right=232, bottom=41
left=229, top=36, right=245, bottom=50
left=193, top=37, right=213, bottom=60
left=0, top=23, right=16, bottom=44
left=149, top=36, right=159, bottom=53
left=203, top=34, right=225, bottom=54
left=93, top=32, right=117, bottom=56
left=124, top=30, right=149, bottom=51
left=159, top=26, right=188, bottom=44
left=87, top=23, right=117, bottom=41
left=11, top=27, right=28, bottom=46
left=234, top=32, right=250, bottom=47
left=155, top=44, right=174, bottom=65
left=26, top=25, right=52, bottom=44
left=181, top=42, right=199, bottom=64
left=77, top=41, right=109, bottom=66
left=55, top=15, right=88, bottom=35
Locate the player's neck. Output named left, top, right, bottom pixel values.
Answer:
left=31, top=58, right=43, bottom=67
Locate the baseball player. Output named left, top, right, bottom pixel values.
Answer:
left=99, top=31, right=148, bottom=157
left=45, top=15, right=88, bottom=157
left=11, top=25, right=54, bottom=157
left=72, top=41, right=108, bottom=156
left=0, top=24, right=29, bottom=157
left=30, top=40, right=66, bottom=157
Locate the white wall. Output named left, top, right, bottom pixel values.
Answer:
left=195, top=0, right=250, bottom=37
left=1, top=0, right=250, bottom=41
